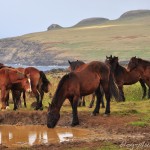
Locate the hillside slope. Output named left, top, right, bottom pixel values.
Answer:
left=0, top=10, right=150, bottom=65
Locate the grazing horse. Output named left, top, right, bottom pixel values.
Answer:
left=105, top=55, right=147, bottom=101
left=47, top=61, right=119, bottom=128
left=0, top=67, right=32, bottom=109
left=127, top=57, right=150, bottom=98
left=14, top=67, right=51, bottom=110
left=68, top=60, right=105, bottom=108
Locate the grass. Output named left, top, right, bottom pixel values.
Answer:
left=129, top=121, right=148, bottom=127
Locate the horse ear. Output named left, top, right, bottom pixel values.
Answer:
left=68, top=60, right=71, bottom=64
left=110, top=55, right=112, bottom=58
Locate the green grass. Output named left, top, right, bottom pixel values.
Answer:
left=6, top=73, right=150, bottom=127
left=129, top=121, right=148, bottom=127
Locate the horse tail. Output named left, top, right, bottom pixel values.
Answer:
left=40, top=71, right=51, bottom=93
left=109, top=72, right=120, bottom=101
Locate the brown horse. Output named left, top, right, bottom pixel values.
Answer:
left=47, top=61, right=119, bottom=128
left=13, top=67, right=51, bottom=110
left=68, top=60, right=105, bottom=108
left=105, top=55, right=147, bottom=101
left=127, top=57, right=150, bottom=98
left=0, top=67, right=32, bottom=109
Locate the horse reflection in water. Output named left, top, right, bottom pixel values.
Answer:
left=0, top=126, right=88, bottom=147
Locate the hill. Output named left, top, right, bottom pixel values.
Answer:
left=119, top=10, right=150, bottom=20
left=0, top=10, right=150, bottom=66
left=73, top=17, right=109, bottom=27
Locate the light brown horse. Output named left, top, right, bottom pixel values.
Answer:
left=47, top=61, right=119, bottom=128
left=13, top=67, right=51, bottom=110
left=127, top=57, right=150, bottom=98
left=0, top=67, right=32, bottom=110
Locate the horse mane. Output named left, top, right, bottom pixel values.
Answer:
left=137, top=58, right=150, bottom=65
left=52, top=73, right=71, bottom=106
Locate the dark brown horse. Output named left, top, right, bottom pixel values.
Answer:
left=105, top=55, right=147, bottom=101
left=0, top=67, right=32, bottom=110
left=127, top=57, right=150, bottom=98
left=13, top=67, right=51, bottom=110
left=47, top=61, right=119, bottom=128
left=68, top=60, right=105, bottom=108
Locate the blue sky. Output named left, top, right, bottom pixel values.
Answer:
left=0, top=0, right=150, bottom=39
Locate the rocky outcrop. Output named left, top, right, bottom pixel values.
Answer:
left=47, top=24, right=63, bottom=30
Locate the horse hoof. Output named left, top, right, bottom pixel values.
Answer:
left=39, top=107, right=43, bottom=111
left=71, top=122, right=79, bottom=127
left=6, top=106, right=10, bottom=110
left=103, top=114, right=110, bottom=117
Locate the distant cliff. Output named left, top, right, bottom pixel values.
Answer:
left=0, top=9, right=150, bottom=66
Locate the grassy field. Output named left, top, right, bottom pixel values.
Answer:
left=21, top=16, right=150, bottom=62
left=7, top=72, right=150, bottom=128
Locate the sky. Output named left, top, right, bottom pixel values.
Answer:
left=0, top=0, right=150, bottom=39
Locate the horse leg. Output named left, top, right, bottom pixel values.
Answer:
left=5, top=92, right=9, bottom=107
left=12, top=90, right=18, bottom=110
left=89, top=93, right=95, bottom=108
left=139, top=79, right=147, bottom=99
left=148, top=87, right=150, bottom=99
left=32, top=88, right=41, bottom=110
left=118, top=85, right=125, bottom=101
left=100, top=86, right=105, bottom=108
left=78, top=96, right=82, bottom=107
left=92, top=87, right=103, bottom=116
left=71, top=96, right=80, bottom=126
left=1, top=88, right=7, bottom=110
left=22, top=91, right=26, bottom=108
left=82, top=96, right=86, bottom=106
left=101, top=82, right=111, bottom=115
left=39, top=90, right=44, bottom=110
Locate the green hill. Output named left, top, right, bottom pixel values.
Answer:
left=0, top=10, right=150, bottom=65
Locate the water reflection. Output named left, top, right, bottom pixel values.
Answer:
left=0, top=125, right=89, bottom=147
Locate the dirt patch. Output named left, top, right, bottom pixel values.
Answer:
left=0, top=111, right=150, bottom=150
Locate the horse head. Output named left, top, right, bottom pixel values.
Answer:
left=68, top=60, right=85, bottom=71
left=47, top=103, right=60, bottom=128
left=22, top=73, right=32, bottom=93
left=105, top=55, right=119, bottom=72
left=127, top=56, right=138, bottom=71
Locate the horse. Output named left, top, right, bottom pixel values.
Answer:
left=127, top=56, right=150, bottom=98
left=68, top=60, right=105, bottom=108
left=13, top=67, right=51, bottom=110
left=105, top=55, right=148, bottom=101
left=0, top=67, right=32, bottom=110
left=47, top=61, right=119, bottom=128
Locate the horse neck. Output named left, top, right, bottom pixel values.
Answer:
left=138, top=59, right=150, bottom=70
left=9, top=71, right=25, bottom=83
left=11, top=82, right=23, bottom=90
left=52, top=88, right=66, bottom=111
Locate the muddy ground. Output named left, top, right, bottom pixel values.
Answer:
left=0, top=110, right=150, bottom=150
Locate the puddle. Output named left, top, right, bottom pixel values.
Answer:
left=0, top=125, right=90, bottom=147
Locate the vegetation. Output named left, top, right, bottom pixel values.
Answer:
left=0, top=10, right=150, bottom=65
left=6, top=72, right=150, bottom=128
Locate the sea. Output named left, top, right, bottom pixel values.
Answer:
left=5, top=64, right=68, bottom=72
